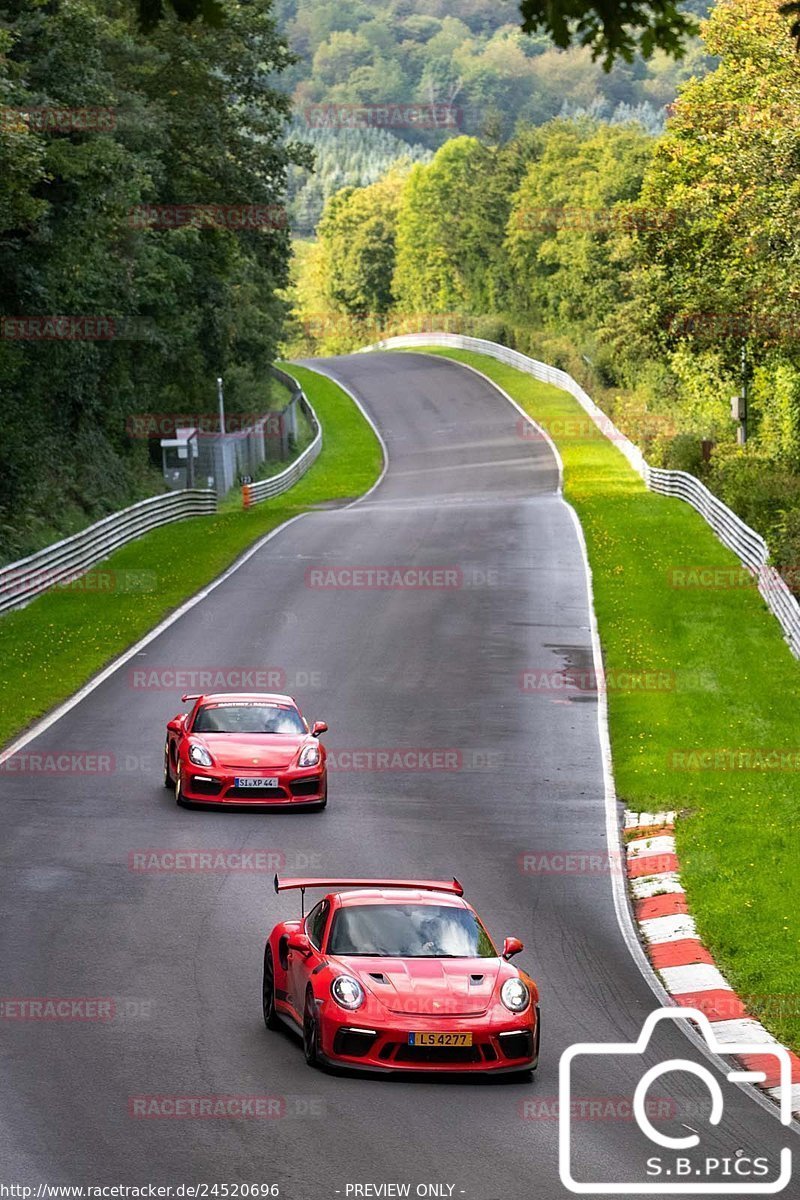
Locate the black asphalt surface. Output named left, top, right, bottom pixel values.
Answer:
left=0, top=351, right=794, bottom=1198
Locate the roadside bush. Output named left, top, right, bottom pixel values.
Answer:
left=469, top=315, right=512, bottom=345
left=660, top=432, right=707, bottom=475
left=609, top=392, right=676, bottom=456
left=770, top=506, right=800, bottom=591
left=707, top=445, right=800, bottom=549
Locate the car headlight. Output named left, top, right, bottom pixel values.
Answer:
left=188, top=744, right=213, bottom=767
left=298, top=742, right=320, bottom=768
left=330, top=975, right=365, bottom=1011
left=500, top=977, right=530, bottom=1013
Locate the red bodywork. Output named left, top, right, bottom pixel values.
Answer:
left=164, top=692, right=328, bottom=808
left=263, top=878, right=540, bottom=1074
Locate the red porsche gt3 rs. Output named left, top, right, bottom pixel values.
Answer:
left=262, top=877, right=540, bottom=1074
left=164, top=692, right=328, bottom=809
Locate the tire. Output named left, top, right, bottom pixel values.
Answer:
left=532, top=1006, right=541, bottom=1069
left=163, top=741, right=173, bottom=788
left=175, top=769, right=189, bottom=808
left=303, top=988, right=320, bottom=1068
left=262, top=947, right=281, bottom=1031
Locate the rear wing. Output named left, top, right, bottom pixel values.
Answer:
left=274, top=875, right=464, bottom=897
left=181, top=693, right=202, bottom=703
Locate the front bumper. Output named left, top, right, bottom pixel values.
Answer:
left=180, top=764, right=326, bottom=805
left=319, top=1006, right=539, bottom=1073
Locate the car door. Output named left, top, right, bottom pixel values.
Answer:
left=287, top=899, right=328, bottom=1016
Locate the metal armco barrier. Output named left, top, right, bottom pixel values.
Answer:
left=0, top=489, right=216, bottom=615
left=364, top=332, right=800, bottom=660
left=242, top=370, right=322, bottom=508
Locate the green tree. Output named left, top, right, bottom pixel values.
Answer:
left=312, top=30, right=374, bottom=85
left=506, top=120, right=654, bottom=332
left=317, top=166, right=406, bottom=313
left=393, top=136, right=498, bottom=313
left=0, top=0, right=306, bottom=560
left=518, top=0, right=699, bottom=68
left=628, top=0, right=800, bottom=456
left=138, top=0, right=705, bottom=67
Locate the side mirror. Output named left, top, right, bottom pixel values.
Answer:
left=502, top=936, right=523, bottom=961
left=167, top=714, right=186, bottom=733
left=288, top=932, right=312, bottom=956
left=311, top=721, right=328, bottom=736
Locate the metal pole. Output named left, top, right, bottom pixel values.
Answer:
left=738, top=340, right=747, bottom=446
left=217, top=376, right=226, bottom=436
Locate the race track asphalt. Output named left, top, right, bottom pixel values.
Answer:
left=0, top=351, right=794, bottom=1198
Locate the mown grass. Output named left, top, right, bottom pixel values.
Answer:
left=0, top=364, right=382, bottom=748
left=412, top=345, right=800, bottom=1052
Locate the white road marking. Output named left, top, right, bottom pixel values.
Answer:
left=640, top=914, right=699, bottom=944
left=630, top=872, right=684, bottom=898
left=768, top=1084, right=800, bottom=1116
left=627, top=834, right=676, bottom=859
left=624, top=809, right=676, bottom=828
left=712, top=1019, right=781, bottom=1046
left=659, top=963, right=733, bottom=994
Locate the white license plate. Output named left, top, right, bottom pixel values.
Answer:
left=235, top=777, right=278, bottom=788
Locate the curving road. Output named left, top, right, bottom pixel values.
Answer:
left=0, top=352, right=794, bottom=1198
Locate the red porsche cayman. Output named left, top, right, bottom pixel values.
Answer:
left=262, top=877, right=540, bottom=1074
left=164, top=692, right=328, bottom=809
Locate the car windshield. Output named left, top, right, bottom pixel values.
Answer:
left=328, top=904, right=496, bottom=958
left=192, top=703, right=305, bottom=735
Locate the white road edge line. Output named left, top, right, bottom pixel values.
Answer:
left=0, top=363, right=388, bottom=767
left=382, top=347, right=798, bottom=1129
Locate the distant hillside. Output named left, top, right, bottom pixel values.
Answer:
left=277, top=0, right=714, bottom=144
left=277, top=0, right=714, bottom=225
left=286, top=124, right=434, bottom=234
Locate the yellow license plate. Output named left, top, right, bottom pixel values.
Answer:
left=408, top=1031, right=472, bottom=1047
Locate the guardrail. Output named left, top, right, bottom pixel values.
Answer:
left=0, top=489, right=216, bottom=615
left=364, top=332, right=800, bottom=660
left=242, top=370, right=322, bottom=507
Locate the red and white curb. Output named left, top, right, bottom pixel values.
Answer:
left=625, top=810, right=800, bottom=1119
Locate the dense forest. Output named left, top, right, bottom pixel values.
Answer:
left=276, top=0, right=713, bottom=137
left=0, top=0, right=305, bottom=562
left=279, top=0, right=715, bottom=229
left=287, top=0, right=800, bottom=586
left=285, top=123, right=433, bottom=234
left=5, top=0, right=799, bottom=574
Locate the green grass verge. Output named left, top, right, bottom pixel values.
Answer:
left=0, top=363, right=382, bottom=748
left=411, top=345, right=800, bottom=1052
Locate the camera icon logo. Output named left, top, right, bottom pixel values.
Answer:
left=559, top=1007, right=793, bottom=1194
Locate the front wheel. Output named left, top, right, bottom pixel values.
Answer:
left=163, top=741, right=173, bottom=788
left=303, top=989, right=320, bottom=1067
left=262, top=947, right=281, bottom=1031
left=175, top=769, right=189, bottom=808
